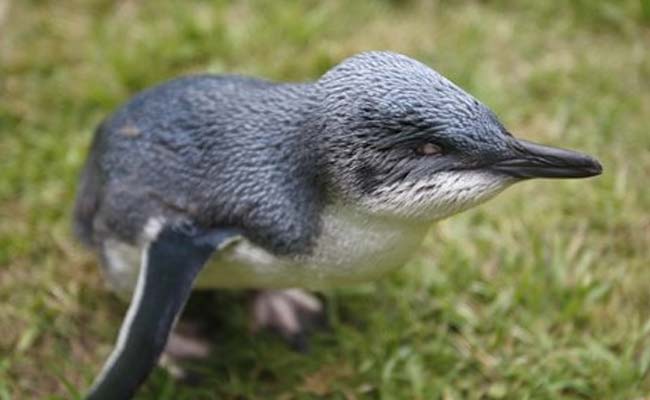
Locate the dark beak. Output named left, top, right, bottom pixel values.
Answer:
left=491, top=139, right=603, bottom=179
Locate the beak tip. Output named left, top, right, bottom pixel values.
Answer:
left=580, top=155, right=603, bottom=177
left=589, top=158, right=603, bottom=176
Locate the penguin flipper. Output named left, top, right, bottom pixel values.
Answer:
left=86, top=224, right=240, bottom=400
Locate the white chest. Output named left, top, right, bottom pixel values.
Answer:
left=195, top=207, right=428, bottom=289
left=102, top=208, right=428, bottom=294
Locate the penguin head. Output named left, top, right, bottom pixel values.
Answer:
left=316, top=51, right=602, bottom=221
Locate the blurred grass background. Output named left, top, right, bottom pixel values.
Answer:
left=1, top=0, right=649, bottom=398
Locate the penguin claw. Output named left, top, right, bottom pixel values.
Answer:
left=251, top=289, right=326, bottom=350
left=288, top=332, right=309, bottom=353
left=159, top=328, right=212, bottom=382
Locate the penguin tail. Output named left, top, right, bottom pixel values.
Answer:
left=73, top=123, right=106, bottom=248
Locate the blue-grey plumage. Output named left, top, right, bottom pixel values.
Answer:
left=74, top=75, right=322, bottom=255
left=74, top=51, right=602, bottom=399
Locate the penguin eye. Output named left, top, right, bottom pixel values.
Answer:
left=415, top=142, right=442, bottom=156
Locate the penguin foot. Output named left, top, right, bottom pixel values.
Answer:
left=251, top=289, right=326, bottom=351
left=160, top=322, right=212, bottom=382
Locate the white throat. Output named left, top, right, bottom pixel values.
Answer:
left=360, top=171, right=513, bottom=220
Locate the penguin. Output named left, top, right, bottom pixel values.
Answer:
left=73, top=51, right=602, bottom=399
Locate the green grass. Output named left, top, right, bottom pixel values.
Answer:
left=1, top=0, right=649, bottom=398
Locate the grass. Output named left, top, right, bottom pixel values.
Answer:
left=1, top=0, right=649, bottom=398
